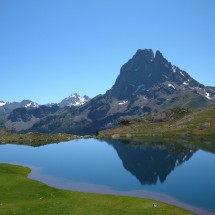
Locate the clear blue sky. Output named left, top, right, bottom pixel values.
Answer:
left=1, top=0, right=215, bottom=104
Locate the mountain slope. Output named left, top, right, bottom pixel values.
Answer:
left=4, top=49, right=215, bottom=135
left=99, top=105, right=215, bottom=138
left=0, top=100, right=39, bottom=127
left=5, top=104, right=60, bottom=132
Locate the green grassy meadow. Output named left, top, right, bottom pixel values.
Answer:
left=0, top=164, right=192, bottom=215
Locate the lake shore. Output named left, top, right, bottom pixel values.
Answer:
left=27, top=163, right=214, bottom=215
left=0, top=163, right=193, bottom=215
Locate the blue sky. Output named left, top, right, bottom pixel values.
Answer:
left=1, top=0, right=215, bottom=104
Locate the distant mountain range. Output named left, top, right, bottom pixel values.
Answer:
left=0, top=93, right=90, bottom=113
left=0, top=93, right=90, bottom=128
left=2, top=49, right=215, bottom=134
left=0, top=100, right=39, bottom=115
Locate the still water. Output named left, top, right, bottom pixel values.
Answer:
left=0, top=138, right=215, bottom=214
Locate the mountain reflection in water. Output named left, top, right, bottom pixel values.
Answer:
left=106, top=139, right=195, bottom=185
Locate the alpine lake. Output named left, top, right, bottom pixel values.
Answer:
left=0, top=137, right=215, bottom=214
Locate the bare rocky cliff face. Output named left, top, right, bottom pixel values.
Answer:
left=108, top=49, right=212, bottom=100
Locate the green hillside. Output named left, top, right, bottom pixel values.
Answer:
left=99, top=105, right=215, bottom=138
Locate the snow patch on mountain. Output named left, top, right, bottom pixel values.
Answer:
left=0, top=102, right=6, bottom=107
left=183, top=79, right=190, bottom=86
left=25, top=102, right=39, bottom=108
left=118, top=100, right=128, bottom=105
left=168, top=83, right=175, bottom=89
left=204, top=90, right=211, bottom=100
left=180, top=71, right=185, bottom=77
left=172, top=66, right=177, bottom=73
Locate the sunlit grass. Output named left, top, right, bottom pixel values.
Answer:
left=0, top=164, right=192, bottom=215
left=99, top=106, right=215, bottom=138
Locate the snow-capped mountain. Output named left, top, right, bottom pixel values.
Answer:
left=58, top=93, right=90, bottom=107
left=24, top=101, right=39, bottom=108
left=0, top=100, right=39, bottom=114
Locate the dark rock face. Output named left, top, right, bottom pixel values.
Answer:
left=8, top=105, right=59, bottom=123
left=109, top=49, right=155, bottom=99
left=108, top=49, right=204, bottom=100
left=0, top=100, right=39, bottom=128
left=3, top=49, right=215, bottom=134
left=5, top=105, right=60, bottom=132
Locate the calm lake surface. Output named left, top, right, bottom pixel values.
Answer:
left=0, top=138, right=215, bottom=214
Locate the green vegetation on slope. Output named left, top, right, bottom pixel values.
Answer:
left=0, top=164, right=191, bottom=215
left=0, top=128, right=80, bottom=146
left=99, top=106, right=215, bottom=138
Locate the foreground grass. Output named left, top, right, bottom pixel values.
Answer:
left=0, top=164, right=192, bottom=215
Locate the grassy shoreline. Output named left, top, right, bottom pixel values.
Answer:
left=0, top=128, right=84, bottom=146
left=0, top=163, right=192, bottom=215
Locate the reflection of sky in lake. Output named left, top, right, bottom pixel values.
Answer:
left=0, top=138, right=215, bottom=213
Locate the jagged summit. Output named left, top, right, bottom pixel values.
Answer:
left=155, top=50, right=164, bottom=59
left=133, top=49, right=154, bottom=62
left=108, top=49, right=209, bottom=100
left=58, top=93, right=90, bottom=107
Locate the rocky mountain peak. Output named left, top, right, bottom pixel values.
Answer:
left=58, top=93, right=90, bottom=107
left=21, top=100, right=39, bottom=108
left=134, top=49, right=154, bottom=62
left=132, top=49, right=166, bottom=64
left=107, top=49, right=209, bottom=100
left=155, top=50, right=163, bottom=59
left=83, top=95, right=90, bottom=100
left=69, top=93, right=79, bottom=98
left=108, top=49, right=170, bottom=99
